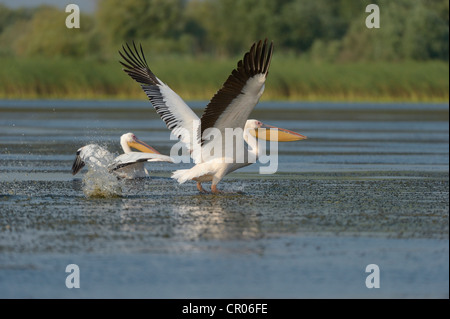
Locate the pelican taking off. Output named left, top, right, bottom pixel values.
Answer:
left=72, top=132, right=173, bottom=179
left=119, top=39, right=306, bottom=192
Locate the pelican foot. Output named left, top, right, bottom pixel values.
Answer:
left=211, top=185, right=221, bottom=194
left=197, top=182, right=207, bottom=193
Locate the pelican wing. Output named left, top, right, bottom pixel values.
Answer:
left=71, top=144, right=112, bottom=175
left=109, top=152, right=173, bottom=172
left=71, top=148, right=85, bottom=175
left=199, top=39, right=273, bottom=146
left=119, top=43, right=201, bottom=162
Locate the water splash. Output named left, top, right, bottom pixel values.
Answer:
left=79, top=145, right=123, bottom=198
left=82, top=166, right=123, bottom=198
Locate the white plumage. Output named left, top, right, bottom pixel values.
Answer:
left=71, top=132, right=173, bottom=179
left=120, top=40, right=306, bottom=192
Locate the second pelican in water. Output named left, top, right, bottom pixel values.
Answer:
left=71, top=132, right=173, bottom=179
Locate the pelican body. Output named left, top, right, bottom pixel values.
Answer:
left=119, top=40, right=306, bottom=192
left=71, top=132, right=173, bottom=179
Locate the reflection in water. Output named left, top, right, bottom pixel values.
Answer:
left=171, top=196, right=262, bottom=241
left=117, top=191, right=263, bottom=243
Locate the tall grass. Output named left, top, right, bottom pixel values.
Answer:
left=0, top=56, right=448, bottom=102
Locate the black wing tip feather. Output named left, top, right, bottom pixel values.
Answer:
left=229, top=38, right=273, bottom=84
left=118, top=42, right=160, bottom=86
left=119, top=41, right=185, bottom=132
left=249, top=38, right=273, bottom=76
left=71, top=152, right=85, bottom=175
left=199, top=39, right=274, bottom=144
left=234, top=39, right=274, bottom=77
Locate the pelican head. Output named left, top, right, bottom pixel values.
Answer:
left=120, top=132, right=160, bottom=154
left=245, top=119, right=307, bottom=142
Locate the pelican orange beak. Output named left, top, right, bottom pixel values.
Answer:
left=128, top=138, right=160, bottom=154
left=250, top=124, right=307, bottom=142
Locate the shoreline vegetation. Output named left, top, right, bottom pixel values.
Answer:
left=0, top=57, right=448, bottom=102
left=0, top=1, right=448, bottom=102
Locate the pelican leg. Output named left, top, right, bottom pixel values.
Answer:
left=197, top=182, right=206, bottom=193
left=211, top=184, right=221, bottom=194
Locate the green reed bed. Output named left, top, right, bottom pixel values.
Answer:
left=0, top=56, right=448, bottom=102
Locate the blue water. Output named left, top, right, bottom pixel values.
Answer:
left=0, top=100, right=448, bottom=180
left=0, top=100, right=448, bottom=298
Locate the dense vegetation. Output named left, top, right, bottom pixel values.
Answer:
left=0, top=0, right=448, bottom=101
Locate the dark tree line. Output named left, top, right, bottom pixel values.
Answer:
left=0, top=0, right=448, bottom=61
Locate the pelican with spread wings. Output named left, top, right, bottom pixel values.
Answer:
left=119, top=40, right=306, bottom=192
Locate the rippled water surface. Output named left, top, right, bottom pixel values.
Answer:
left=0, top=100, right=448, bottom=298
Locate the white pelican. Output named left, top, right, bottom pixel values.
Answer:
left=71, top=132, right=173, bottom=179
left=119, top=39, right=307, bottom=192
